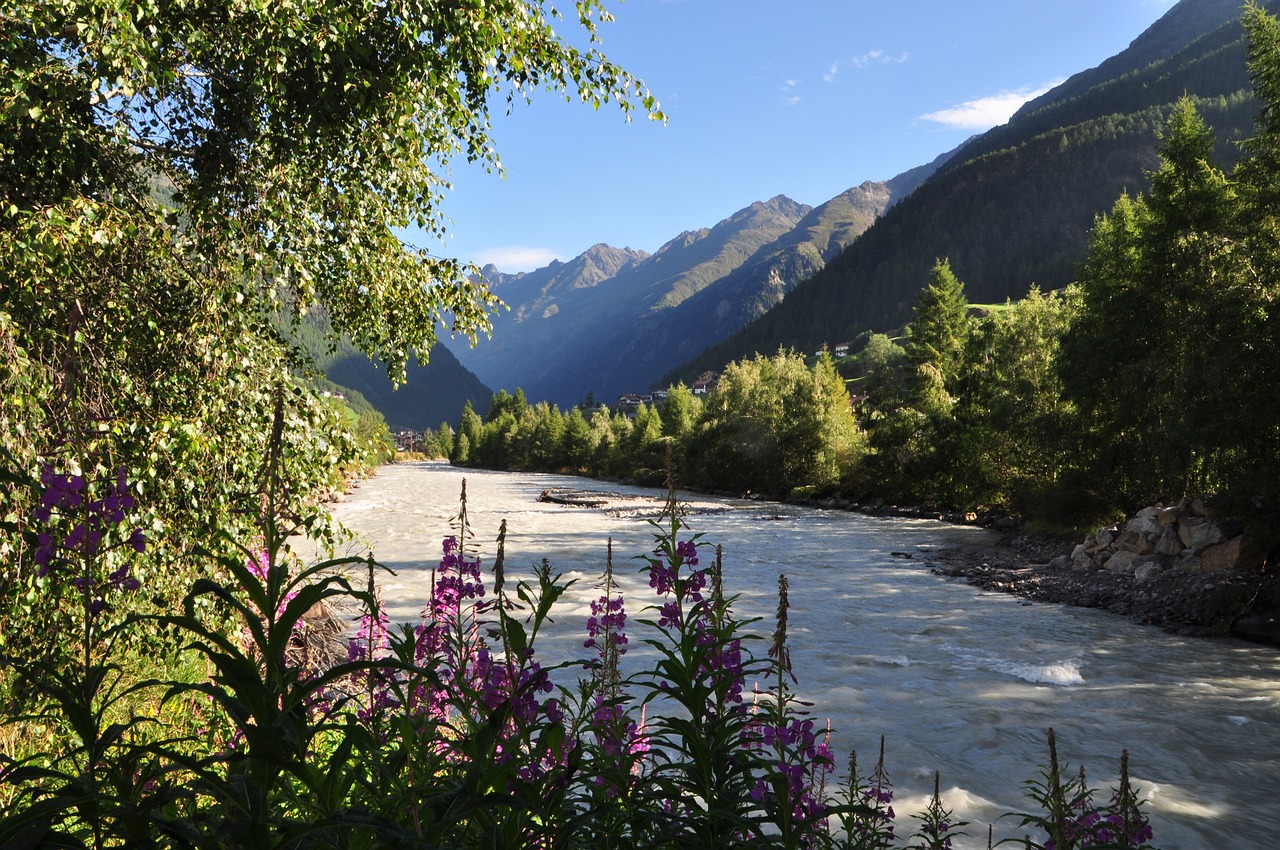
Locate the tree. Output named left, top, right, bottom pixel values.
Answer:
left=862, top=261, right=974, bottom=506
left=453, top=400, right=484, bottom=464
left=660, top=383, right=701, bottom=440
left=951, top=287, right=1082, bottom=513
left=689, top=350, right=863, bottom=496
left=2, top=1, right=659, bottom=376
left=561, top=407, right=594, bottom=472
left=2, top=0, right=659, bottom=653
left=904, top=259, right=971, bottom=387
left=1059, top=97, right=1243, bottom=507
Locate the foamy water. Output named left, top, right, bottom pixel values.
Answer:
left=324, top=462, right=1280, bottom=849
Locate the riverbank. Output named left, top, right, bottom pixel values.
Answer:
left=923, top=530, right=1280, bottom=647
left=536, top=482, right=1280, bottom=648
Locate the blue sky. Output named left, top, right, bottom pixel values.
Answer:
left=411, top=0, right=1180, bottom=273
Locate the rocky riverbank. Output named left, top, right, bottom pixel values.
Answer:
left=539, top=484, right=1280, bottom=647
left=924, top=530, right=1280, bottom=647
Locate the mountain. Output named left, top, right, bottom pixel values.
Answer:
left=324, top=344, right=493, bottom=431
left=284, top=310, right=493, bottom=430
left=672, top=0, right=1268, bottom=378
left=447, top=185, right=900, bottom=406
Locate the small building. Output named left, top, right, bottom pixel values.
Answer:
left=616, top=393, right=652, bottom=415
left=692, top=371, right=720, bottom=395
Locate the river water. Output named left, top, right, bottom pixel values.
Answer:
left=325, top=462, right=1280, bottom=849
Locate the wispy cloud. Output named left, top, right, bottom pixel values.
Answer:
left=919, top=81, right=1062, bottom=130
left=474, top=246, right=560, bottom=273
left=824, top=51, right=908, bottom=82
left=781, top=78, right=802, bottom=106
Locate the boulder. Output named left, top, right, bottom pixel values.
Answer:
left=1200, top=535, right=1266, bottom=573
left=1113, top=531, right=1142, bottom=553
left=1125, top=513, right=1163, bottom=539
left=1105, top=551, right=1140, bottom=575
left=1232, top=613, right=1280, bottom=645
left=1158, top=504, right=1184, bottom=525
left=1071, top=543, right=1098, bottom=573
left=1154, top=526, right=1184, bottom=557
left=1095, top=526, right=1117, bottom=549
left=1178, top=516, right=1228, bottom=553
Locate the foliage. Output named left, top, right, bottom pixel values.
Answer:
left=455, top=350, right=865, bottom=498
left=1056, top=12, right=1280, bottom=518
left=1003, top=729, right=1154, bottom=850
left=690, top=350, right=863, bottom=496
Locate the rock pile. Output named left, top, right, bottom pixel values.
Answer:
left=1060, top=498, right=1266, bottom=580
left=928, top=502, right=1280, bottom=646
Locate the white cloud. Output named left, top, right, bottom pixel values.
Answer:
left=474, top=246, right=560, bottom=273
left=780, top=79, right=802, bottom=106
left=919, top=81, right=1062, bottom=130
left=824, top=51, right=908, bottom=82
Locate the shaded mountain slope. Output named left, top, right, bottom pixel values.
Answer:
left=448, top=190, right=894, bottom=405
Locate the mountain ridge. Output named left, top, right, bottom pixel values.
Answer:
left=669, top=0, right=1270, bottom=382
left=445, top=182, right=908, bottom=404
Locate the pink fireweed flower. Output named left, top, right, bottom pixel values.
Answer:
left=31, top=465, right=147, bottom=610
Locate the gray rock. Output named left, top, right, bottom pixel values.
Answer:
left=1126, top=514, right=1163, bottom=539
left=1071, top=543, right=1098, bottom=573
left=1135, top=561, right=1168, bottom=583
left=1154, top=526, right=1184, bottom=557
left=1105, top=551, right=1140, bottom=575
left=1178, top=516, right=1228, bottom=553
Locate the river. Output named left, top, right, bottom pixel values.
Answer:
left=325, top=462, right=1280, bottom=849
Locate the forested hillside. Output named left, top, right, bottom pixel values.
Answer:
left=673, top=0, right=1270, bottom=379
left=281, top=310, right=494, bottom=430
